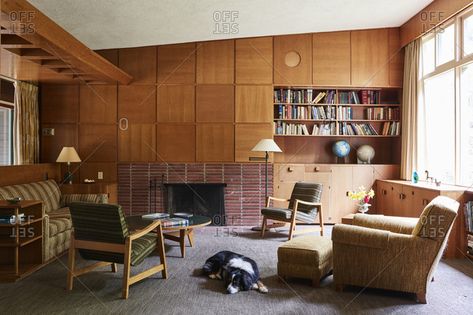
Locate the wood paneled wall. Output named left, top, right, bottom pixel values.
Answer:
left=0, top=164, right=60, bottom=186
left=40, top=28, right=404, bottom=182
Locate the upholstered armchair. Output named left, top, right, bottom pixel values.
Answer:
left=67, top=202, right=167, bottom=299
left=332, top=196, right=459, bottom=304
left=261, top=182, right=324, bottom=240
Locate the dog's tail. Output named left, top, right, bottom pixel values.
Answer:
left=202, top=261, right=214, bottom=275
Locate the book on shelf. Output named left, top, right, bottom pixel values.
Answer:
left=381, top=122, right=400, bottom=135
left=338, top=90, right=380, bottom=104
left=277, top=104, right=336, bottom=120
left=339, top=123, right=378, bottom=136
left=468, top=234, right=473, bottom=255
left=274, top=122, right=335, bottom=136
left=338, top=106, right=353, bottom=120
left=366, top=107, right=400, bottom=120
left=273, top=88, right=336, bottom=104
left=465, top=201, right=473, bottom=233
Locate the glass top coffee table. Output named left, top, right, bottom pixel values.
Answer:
left=126, top=215, right=212, bottom=258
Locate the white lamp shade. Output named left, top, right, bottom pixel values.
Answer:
left=251, top=139, right=282, bottom=153
left=56, top=147, right=81, bottom=163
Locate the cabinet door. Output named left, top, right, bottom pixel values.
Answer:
left=413, top=188, right=439, bottom=217
left=273, top=164, right=304, bottom=209
left=389, top=183, right=403, bottom=216
left=304, top=165, right=332, bottom=223
left=401, top=185, right=417, bottom=217
left=376, top=181, right=390, bottom=214
left=330, top=166, right=354, bottom=223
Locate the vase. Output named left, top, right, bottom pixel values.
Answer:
left=358, top=203, right=370, bottom=214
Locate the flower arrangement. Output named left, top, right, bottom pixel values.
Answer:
left=348, top=186, right=375, bottom=213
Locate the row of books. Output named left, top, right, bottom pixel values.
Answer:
left=274, top=122, right=336, bottom=135
left=273, top=89, right=336, bottom=104
left=338, top=90, right=381, bottom=104
left=277, top=105, right=336, bottom=120
left=0, top=213, right=25, bottom=224
left=465, top=201, right=473, bottom=233
left=366, top=107, right=400, bottom=120
left=339, top=123, right=378, bottom=136
left=468, top=234, right=473, bottom=255
left=381, top=122, right=400, bottom=135
left=338, top=107, right=353, bottom=120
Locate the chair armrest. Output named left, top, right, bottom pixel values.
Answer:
left=61, top=193, right=109, bottom=206
left=266, top=196, right=290, bottom=207
left=332, top=224, right=390, bottom=249
left=129, top=220, right=161, bottom=241
left=353, top=214, right=418, bottom=235
left=294, top=199, right=322, bottom=207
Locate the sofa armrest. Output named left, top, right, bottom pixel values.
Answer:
left=332, top=224, right=390, bottom=249
left=61, top=193, right=108, bottom=207
left=353, top=214, right=418, bottom=234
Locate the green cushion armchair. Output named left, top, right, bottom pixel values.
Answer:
left=332, top=196, right=459, bottom=304
left=67, top=202, right=167, bottom=299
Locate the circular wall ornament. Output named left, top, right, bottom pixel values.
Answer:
left=284, top=51, right=301, bottom=67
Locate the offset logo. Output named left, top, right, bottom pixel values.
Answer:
left=213, top=11, right=239, bottom=34
left=8, top=11, right=36, bottom=34
left=420, top=11, right=446, bottom=34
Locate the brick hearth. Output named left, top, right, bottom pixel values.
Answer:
left=117, top=163, right=273, bottom=226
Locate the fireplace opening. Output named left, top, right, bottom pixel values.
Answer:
left=164, top=183, right=226, bottom=226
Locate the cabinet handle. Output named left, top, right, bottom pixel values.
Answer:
left=287, top=167, right=293, bottom=173
left=346, top=191, right=350, bottom=197
left=400, top=193, right=406, bottom=200
left=422, top=199, right=429, bottom=206
left=383, top=189, right=387, bottom=195
left=314, top=166, right=320, bottom=172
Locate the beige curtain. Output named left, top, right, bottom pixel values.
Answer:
left=13, top=81, right=39, bottom=164
left=400, top=39, right=421, bottom=180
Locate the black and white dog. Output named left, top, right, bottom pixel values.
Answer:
left=203, top=251, right=268, bottom=294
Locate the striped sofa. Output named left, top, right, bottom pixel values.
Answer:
left=0, top=179, right=108, bottom=262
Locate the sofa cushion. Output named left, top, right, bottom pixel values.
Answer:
left=49, top=207, right=71, bottom=219
left=278, top=235, right=333, bottom=265
left=49, top=218, right=72, bottom=237
left=0, top=179, right=61, bottom=213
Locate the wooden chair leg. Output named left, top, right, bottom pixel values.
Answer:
left=261, top=217, right=267, bottom=238
left=111, top=263, right=118, bottom=273
left=157, top=224, right=168, bottom=279
left=416, top=292, right=427, bottom=304
left=122, top=239, right=132, bottom=299
left=187, top=229, right=194, bottom=247
left=179, top=229, right=186, bottom=258
left=66, top=237, right=75, bottom=291
left=288, top=220, right=296, bottom=240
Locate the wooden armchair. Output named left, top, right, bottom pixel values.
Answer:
left=261, top=182, right=324, bottom=240
left=67, top=202, right=167, bottom=299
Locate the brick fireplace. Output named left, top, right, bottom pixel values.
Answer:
left=117, top=163, right=273, bottom=226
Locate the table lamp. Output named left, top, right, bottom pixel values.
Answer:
left=56, top=147, right=81, bottom=184
left=251, top=139, right=282, bottom=198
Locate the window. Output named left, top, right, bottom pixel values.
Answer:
left=0, top=78, right=15, bottom=165
left=419, top=10, right=473, bottom=186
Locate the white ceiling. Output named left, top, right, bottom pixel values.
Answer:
left=27, top=0, right=433, bottom=50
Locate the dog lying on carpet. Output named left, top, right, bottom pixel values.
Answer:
left=202, top=251, right=268, bottom=294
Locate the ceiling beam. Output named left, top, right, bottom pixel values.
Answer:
left=0, top=0, right=133, bottom=84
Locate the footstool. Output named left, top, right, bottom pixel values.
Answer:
left=277, top=235, right=333, bottom=287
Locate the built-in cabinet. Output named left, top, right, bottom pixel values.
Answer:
left=376, top=180, right=466, bottom=258
left=273, top=164, right=399, bottom=223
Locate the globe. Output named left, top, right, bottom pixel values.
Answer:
left=332, top=140, right=350, bottom=158
left=357, top=144, right=375, bottom=164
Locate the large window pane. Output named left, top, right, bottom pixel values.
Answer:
left=460, top=62, right=473, bottom=186
left=436, top=24, right=455, bottom=65
left=422, top=37, right=435, bottom=75
left=0, top=107, right=12, bottom=165
left=464, top=14, right=473, bottom=57
left=423, top=70, right=455, bottom=184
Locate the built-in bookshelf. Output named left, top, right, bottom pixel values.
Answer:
left=273, top=87, right=401, bottom=137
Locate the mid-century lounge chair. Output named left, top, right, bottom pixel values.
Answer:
left=260, top=182, right=324, bottom=240
left=67, top=202, right=167, bottom=299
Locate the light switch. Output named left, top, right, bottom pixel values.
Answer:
left=97, top=171, right=103, bottom=180
left=42, top=128, right=55, bottom=136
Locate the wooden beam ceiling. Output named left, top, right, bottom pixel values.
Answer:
left=0, top=0, right=133, bottom=84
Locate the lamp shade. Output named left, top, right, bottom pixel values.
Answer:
left=56, top=147, right=81, bottom=163
left=251, top=139, right=282, bottom=153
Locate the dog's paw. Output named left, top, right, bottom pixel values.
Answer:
left=258, top=286, right=269, bottom=294
left=208, top=274, right=218, bottom=279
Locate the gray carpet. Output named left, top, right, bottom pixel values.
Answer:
left=1, top=226, right=472, bottom=315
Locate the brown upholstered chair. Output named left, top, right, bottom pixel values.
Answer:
left=260, top=182, right=324, bottom=240
left=332, top=196, right=459, bottom=303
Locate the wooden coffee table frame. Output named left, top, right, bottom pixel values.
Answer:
left=162, top=220, right=211, bottom=258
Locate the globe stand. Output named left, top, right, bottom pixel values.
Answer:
left=335, top=156, right=349, bottom=164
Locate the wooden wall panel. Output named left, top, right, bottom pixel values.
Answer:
left=388, top=28, right=404, bottom=87
left=41, top=85, right=79, bottom=123
left=196, top=85, right=234, bottom=122
left=157, top=85, right=195, bottom=122
left=235, top=124, right=273, bottom=162
left=79, top=85, right=117, bottom=123
left=274, top=34, right=312, bottom=85
left=157, top=43, right=196, bottom=83
left=119, top=46, right=157, bottom=84
left=41, top=123, right=78, bottom=162
left=118, top=124, right=156, bottom=162
left=0, top=164, right=61, bottom=187
left=351, top=29, right=389, bottom=87
left=235, top=37, right=273, bottom=84
left=79, top=162, right=117, bottom=183
left=118, top=85, right=156, bottom=123
left=79, top=124, right=117, bottom=162
left=313, top=32, right=351, bottom=86
left=96, top=49, right=119, bottom=66
left=196, top=40, right=234, bottom=84
left=235, top=85, right=272, bottom=123
left=156, top=124, right=195, bottom=162
left=196, top=124, right=234, bottom=162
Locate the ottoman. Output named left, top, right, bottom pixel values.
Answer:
left=277, top=235, right=333, bottom=287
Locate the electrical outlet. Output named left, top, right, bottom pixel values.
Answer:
left=97, top=171, right=103, bottom=180
left=42, top=128, right=55, bottom=136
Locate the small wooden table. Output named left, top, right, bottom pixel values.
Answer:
left=0, top=200, right=43, bottom=282
left=126, top=215, right=211, bottom=258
